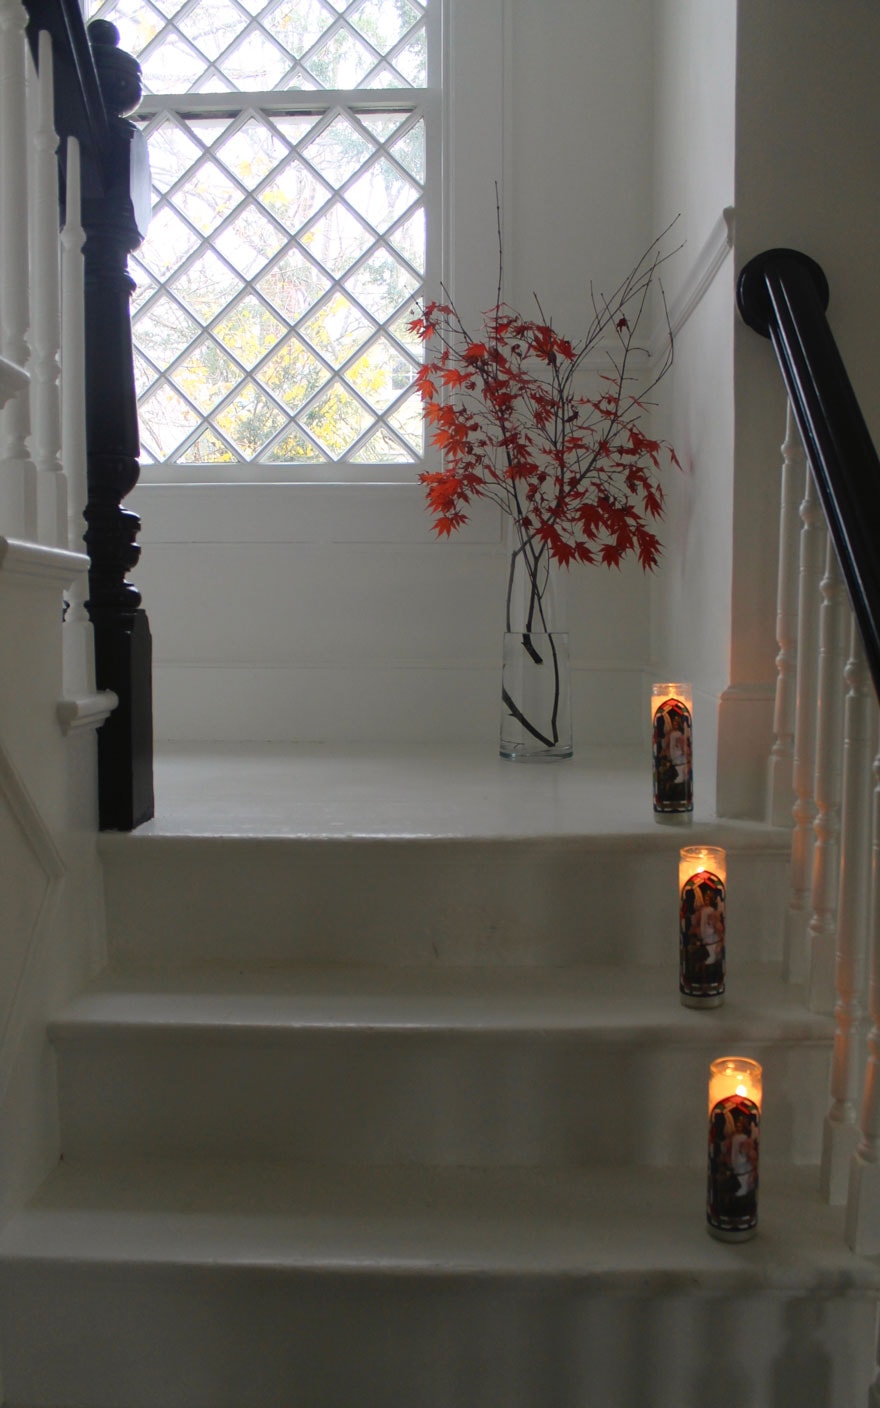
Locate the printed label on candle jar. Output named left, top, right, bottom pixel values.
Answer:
left=680, top=869, right=726, bottom=1000
left=652, top=698, right=693, bottom=812
left=707, top=1093, right=760, bottom=1234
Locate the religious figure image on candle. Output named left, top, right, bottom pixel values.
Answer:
left=707, top=1093, right=760, bottom=1234
left=652, top=697, right=693, bottom=812
left=680, top=869, right=726, bottom=1001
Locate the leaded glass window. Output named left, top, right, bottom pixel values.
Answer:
left=85, top=0, right=438, bottom=476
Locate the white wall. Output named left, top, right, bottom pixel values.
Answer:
left=504, top=0, right=654, bottom=319
left=649, top=0, right=737, bottom=814
left=133, top=0, right=661, bottom=752
left=720, top=0, right=880, bottom=815
left=650, top=0, right=880, bottom=818
left=731, top=0, right=880, bottom=677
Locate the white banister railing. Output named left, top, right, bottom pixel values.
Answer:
left=0, top=11, right=73, bottom=551
left=768, top=396, right=880, bottom=1248
left=61, top=137, right=87, bottom=554
left=0, top=0, right=38, bottom=540
left=807, top=536, right=848, bottom=1013
left=1, top=12, right=104, bottom=724
left=784, top=451, right=824, bottom=982
left=767, top=403, right=803, bottom=827
left=821, top=624, right=876, bottom=1203
left=741, top=248, right=880, bottom=1289
left=29, top=28, right=66, bottom=548
left=60, top=134, right=104, bottom=712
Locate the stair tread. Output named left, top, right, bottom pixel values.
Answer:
left=2, top=1160, right=875, bottom=1295
left=50, top=963, right=832, bottom=1042
left=100, top=743, right=792, bottom=844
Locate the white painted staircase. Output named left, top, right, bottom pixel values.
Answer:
left=2, top=746, right=879, bottom=1407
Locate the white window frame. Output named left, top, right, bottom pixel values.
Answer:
left=118, top=0, right=444, bottom=485
left=118, top=0, right=506, bottom=494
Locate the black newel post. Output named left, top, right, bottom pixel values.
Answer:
left=83, top=19, right=154, bottom=830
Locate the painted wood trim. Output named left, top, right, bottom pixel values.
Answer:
left=0, top=535, right=88, bottom=585
left=57, top=690, right=117, bottom=734
left=0, top=739, right=65, bottom=880
left=650, top=207, right=735, bottom=361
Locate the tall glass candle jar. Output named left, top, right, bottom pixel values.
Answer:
left=679, top=846, right=726, bottom=1008
left=651, top=683, right=693, bottom=819
left=707, top=1057, right=762, bottom=1240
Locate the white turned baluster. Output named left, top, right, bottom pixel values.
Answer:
left=821, top=624, right=876, bottom=1202
left=846, top=740, right=880, bottom=1253
left=783, top=458, right=825, bottom=982
left=29, top=30, right=66, bottom=547
left=61, top=138, right=87, bottom=558
left=767, top=402, right=803, bottom=826
left=807, top=539, right=849, bottom=1012
left=60, top=136, right=95, bottom=700
left=0, top=0, right=37, bottom=538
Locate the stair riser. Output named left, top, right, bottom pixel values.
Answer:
left=55, top=1031, right=829, bottom=1168
left=101, top=838, right=790, bottom=968
left=1, top=1264, right=873, bottom=1408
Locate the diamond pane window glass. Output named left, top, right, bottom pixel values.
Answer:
left=88, top=0, right=434, bottom=471
left=358, top=110, right=408, bottom=141
left=217, top=120, right=288, bottom=188
left=303, top=117, right=374, bottom=186
left=392, top=28, right=426, bottom=85
left=148, top=121, right=203, bottom=195
left=170, top=250, right=245, bottom=321
left=256, top=250, right=331, bottom=319
left=344, top=157, right=418, bottom=232
left=389, top=118, right=424, bottom=181
left=388, top=207, right=425, bottom=272
left=263, top=0, right=335, bottom=59
left=215, top=382, right=289, bottom=457
left=257, top=338, right=330, bottom=411
left=89, top=0, right=428, bottom=94
left=213, top=294, right=287, bottom=367
left=140, top=33, right=207, bottom=93
left=343, top=249, right=418, bottom=321
left=102, top=0, right=164, bottom=57
left=300, top=203, right=373, bottom=276
left=138, top=206, right=201, bottom=278
left=134, top=296, right=201, bottom=368
left=350, top=0, right=419, bottom=52
left=188, top=117, right=235, bottom=146
left=170, top=161, right=243, bottom=235
left=177, top=0, right=248, bottom=60
left=214, top=208, right=287, bottom=277
left=171, top=341, right=242, bottom=412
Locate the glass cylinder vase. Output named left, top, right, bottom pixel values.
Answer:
left=499, top=529, right=572, bottom=760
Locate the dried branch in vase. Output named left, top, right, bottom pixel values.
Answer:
left=410, top=221, right=681, bottom=758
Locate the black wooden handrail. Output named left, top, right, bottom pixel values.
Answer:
left=738, top=249, right=880, bottom=704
